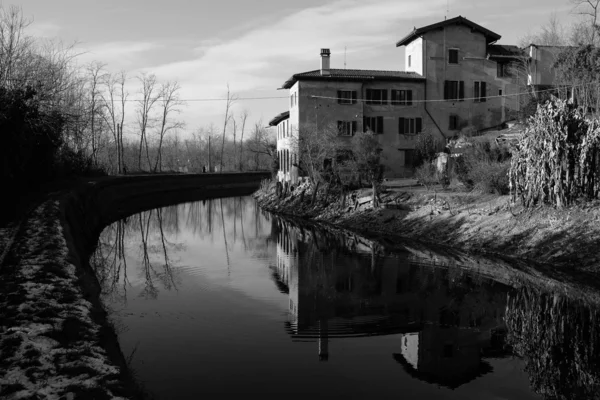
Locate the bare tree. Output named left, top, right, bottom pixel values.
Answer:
left=219, top=84, right=237, bottom=173
left=0, top=5, right=33, bottom=88
left=247, top=121, right=276, bottom=170
left=85, top=61, right=108, bottom=166
left=231, top=114, right=237, bottom=171
left=293, top=122, right=344, bottom=185
left=238, top=110, right=249, bottom=171
left=571, top=0, right=600, bottom=44
left=136, top=73, right=160, bottom=170
left=101, top=70, right=129, bottom=173
left=154, top=80, right=185, bottom=172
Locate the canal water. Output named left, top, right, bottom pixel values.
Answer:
left=91, top=196, right=600, bottom=399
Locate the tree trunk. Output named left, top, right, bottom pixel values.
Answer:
left=311, top=181, right=321, bottom=205
left=372, top=181, right=379, bottom=209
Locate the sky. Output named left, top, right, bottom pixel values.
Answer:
left=18, top=0, right=579, bottom=137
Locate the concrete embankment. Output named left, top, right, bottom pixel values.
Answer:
left=0, top=172, right=268, bottom=400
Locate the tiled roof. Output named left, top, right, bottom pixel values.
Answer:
left=281, top=69, right=424, bottom=89
left=487, top=44, right=526, bottom=59
left=396, top=16, right=501, bottom=47
left=268, top=111, right=289, bottom=126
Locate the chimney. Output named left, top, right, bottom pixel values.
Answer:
left=320, top=48, right=331, bottom=76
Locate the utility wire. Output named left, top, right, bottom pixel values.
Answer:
left=309, top=82, right=594, bottom=103
left=8, top=81, right=595, bottom=103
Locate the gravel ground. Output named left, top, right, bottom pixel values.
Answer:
left=0, top=200, right=129, bottom=400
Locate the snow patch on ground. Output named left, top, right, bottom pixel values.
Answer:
left=0, top=200, right=129, bottom=399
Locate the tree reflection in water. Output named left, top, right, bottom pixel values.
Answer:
left=506, top=287, right=600, bottom=399
left=92, top=199, right=600, bottom=398
left=92, top=197, right=271, bottom=301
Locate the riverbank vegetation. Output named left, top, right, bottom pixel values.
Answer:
left=256, top=94, right=600, bottom=268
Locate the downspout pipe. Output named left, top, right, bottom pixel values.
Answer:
left=422, top=38, right=446, bottom=143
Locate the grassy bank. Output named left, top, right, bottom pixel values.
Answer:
left=254, top=179, right=600, bottom=272
left=0, top=172, right=268, bottom=400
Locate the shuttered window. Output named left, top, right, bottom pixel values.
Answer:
left=363, top=116, right=384, bottom=134
left=366, top=89, right=388, bottom=105
left=337, top=120, right=357, bottom=136
left=473, top=81, right=487, bottom=102
left=391, top=90, right=413, bottom=105
left=449, top=115, right=459, bottom=130
left=444, top=81, right=464, bottom=101
left=398, top=117, right=423, bottom=134
left=448, top=49, right=459, bottom=64
left=337, top=90, right=357, bottom=105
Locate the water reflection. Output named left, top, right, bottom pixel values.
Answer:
left=91, top=197, right=600, bottom=398
left=273, top=218, right=509, bottom=389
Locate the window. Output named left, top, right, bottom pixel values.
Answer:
left=444, top=80, right=464, bottom=101
left=366, top=89, right=388, bottom=105
left=473, top=81, right=487, bottom=102
left=443, top=344, right=454, bottom=358
left=449, top=115, right=459, bottom=130
left=391, top=89, right=413, bottom=105
left=497, top=63, right=508, bottom=78
left=398, top=117, right=422, bottom=135
left=337, top=90, right=357, bottom=105
left=408, top=55, right=412, bottom=67
left=499, top=89, right=503, bottom=96
left=337, top=120, right=357, bottom=136
left=448, top=48, right=459, bottom=64
left=290, top=94, right=293, bottom=108
left=363, top=116, right=384, bottom=134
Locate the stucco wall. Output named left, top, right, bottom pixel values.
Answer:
left=422, top=24, right=518, bottom=137
left=405, top=37, right=424, bottom=75
left=291, top=79, right=434, bottom=178
left=527, top=45, right=561, bottom=87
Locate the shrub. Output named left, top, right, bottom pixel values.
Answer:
left=467, top=159, right=511, bottom=194
left=414, top=163, right=439, bottom=191
left=452, top=139, right=511, bottom=194
left=510, top=98, right=600, bottom=208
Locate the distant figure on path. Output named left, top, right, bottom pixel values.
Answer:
left=123, top=165, right=127, bottom=175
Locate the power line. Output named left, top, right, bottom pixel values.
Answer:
left=309, top=83, right=590, bottom=104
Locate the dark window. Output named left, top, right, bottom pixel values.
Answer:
left=497, top=63, right=508, bottom=77
left=448, top=49, right=459, bottom=64
left=337, top=120, right=357, bottom=136
left=408, top=55, right=412, bottom=67
left=473, top=81, right=487, bottom=102
left=444, top=80, right=464, bottom=101
left=499, top=89, right=503, bottom=96
left=366, top=89, right=388, bottom=105
left=443, top=344, right=454, bottom=358
left=335, top=275, right=353, bottom=292
left=363, top=116, right=384, bottom=134
left=449, top=115, right=459, bottom=130
left=398, top=117, right=423, bottom=134
left=405, top=149, right=416, bottom=166
left=391, top=90, right=413, bottom=105
left=337, top=90, right=357, bottom=105
left=396, top=277, right=404, bottom=293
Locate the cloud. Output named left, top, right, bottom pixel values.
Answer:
left=78, top=41, right=161, bottom=69
left=26, top=21, right=61, bottom=38
left=141, top=0, right=447, bottom=126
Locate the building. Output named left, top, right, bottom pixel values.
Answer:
left=271, top=48, right=434, bottom=181
left=271, top=15, right=560, bottom=181
left=399, top=16, right=526, bottom=137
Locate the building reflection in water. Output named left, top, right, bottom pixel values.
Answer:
left=272, top=217, right=510, bottom=389
left=92, top=198, right=600, bottom=397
